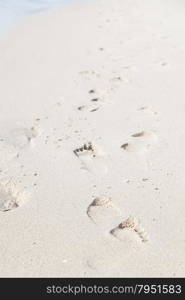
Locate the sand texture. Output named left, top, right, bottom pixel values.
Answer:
left=0, top=0, right=185, bottom=277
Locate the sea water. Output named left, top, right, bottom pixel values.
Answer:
left=0, top=0, right=78, bottom=35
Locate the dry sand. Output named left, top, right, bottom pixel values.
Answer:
left=0, top=0, right=185, bottom=277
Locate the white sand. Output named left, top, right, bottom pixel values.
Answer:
left=0, top=0, right=185, bottom=277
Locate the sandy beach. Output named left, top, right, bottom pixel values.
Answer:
left=0, top=0, right=185, bottom=277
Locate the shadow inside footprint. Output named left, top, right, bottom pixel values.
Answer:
left=78, top=105, right=99, bottom=112
left=131, top=131, right=158, bottom=142
left=110, top=216, right=149, bottom=243
left=121, top=131, right=158, bottom=154
left=87, top=196, right=121, bottom=231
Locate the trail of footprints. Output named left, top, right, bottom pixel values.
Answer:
left=73, top=84, right=159, bottom=246
left=73, top=129, right=158, bottom=175
left=0, top=82, right=155, bottom=253
left=82, top=130, right=158, bottom=244
left=74, top=85, right=159, bottom=247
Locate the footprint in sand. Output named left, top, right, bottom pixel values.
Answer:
left=89, top=88, right=112, bottom=104
left=87, top=196, right=121, bottom=231
left=0, top=140, right=18, bottom=166
left=110, top=216, right=149, bottom=243
left=109, top=76, right=124, bottom=84
left=138, top=106, right=158, bottom=115
left=0, top=180, right=27, bottom=212
left=87, top=197, right=148, bottom=251
left=121, top=131, right=158, bottom=154
left=78, top=105, right=99, bottom=113
left=73, top=142, right=108, bottom=174
left=8, top=125, right=41, bottom=149
left=78, top=70, right=101, bottom=79
left=0, top=124, right=41, bottom=166
left=77, top=88, right=112, bottom=112
left=109, top=76, right=130, bottom=89
left=132, top=130, right=158, bottom=141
